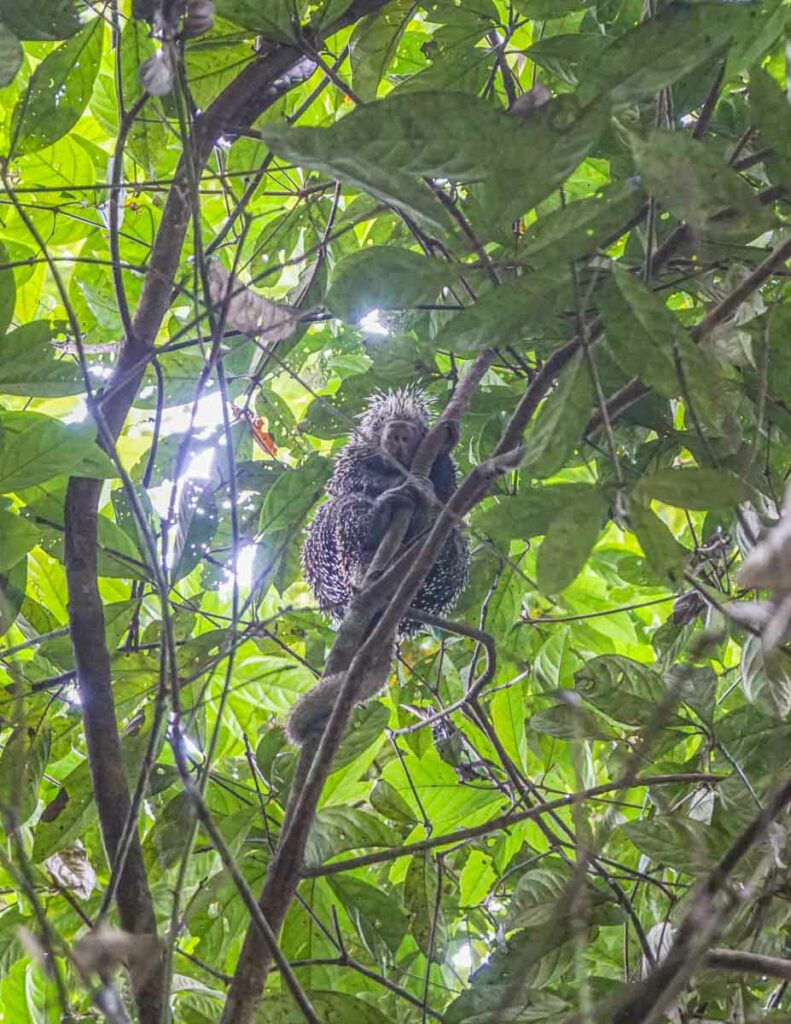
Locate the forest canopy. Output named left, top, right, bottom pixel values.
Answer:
left=1, top=0, right=791, bottom=1022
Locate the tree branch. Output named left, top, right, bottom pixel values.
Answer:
left=61, top=4, right=393, bottom=1021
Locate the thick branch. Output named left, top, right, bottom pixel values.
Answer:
left=221, top=350, right=495, bottom=1023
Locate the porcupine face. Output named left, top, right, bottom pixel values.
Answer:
left=380, top=418, right=422, bottom=467
left=355, top=386, right=431, bottom=448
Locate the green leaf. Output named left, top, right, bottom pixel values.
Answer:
left=459, top=849, right=495, bottom=907
left=261, top=91, right=606, bottom=240
left=0, top=241, right=15, bottom=337
left=513, top=0, right=588, bottom=17
left=536, top=486, right=608, bottom=594
left=326, top=246, right=454, bottom=322
left=327, top=875, right=408, bottom=959
left=404, top=851, right=447, bottom=961
left=628, top=500, right=688, bottom=588
left=526, top=33, right=608, bottom=87
left=213, top=0, right=307, bottom=40
left=476, top=482, right=598, bottom=539
left=350, top=0, right=413, bottom=102
left=579, top=4, right=746, bottom=107
left=521, top=351, right=592, bottom=479
left=529, top=702, right=616, bottom=740
left=304, top=806, right=400, bottom=867
left=0, top=413, right=105, bottom=493
left=519, top=180, right=644, bottom=262
left=630, top=130, right=774, bottom=241
left=0, top=0, right=81, bottom=40
left=0, top=322, right=83, bottom=397
left=433, top=272, right=570, bottom=353
left=740, top=634, right=791, bottom=720
left=574, top=655, right=667, bottom=726
left=248, top=991, right=395, bottom=1023
left=0, top=727, right=49, bottom=827
left=0, top=508, right=41, bottom=572
left=0, top=23, right=21, bottom=88
left=11, top=18, right=103, bottom=155
left=260, top=453, right=331, bottom=536
left=0, top=558, right=25, bottom=639
left=636, top=467, right=747, bottom=510
left=621, top=817, right=718, bottom=875
left=369, top=777, right=417, bottom=824
left=749, top=65, right=791, bottom=184
left=120, top=20, right=168, bottom=174
left=603, top=266, right=722, bottom=424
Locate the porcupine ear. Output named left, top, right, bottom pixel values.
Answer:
left=355, top=386, right=433, bottom=441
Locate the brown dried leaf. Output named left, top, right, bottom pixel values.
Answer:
left=208, top=261, right=300, bottom=343
left=45, top=842, right=96, bottom=901
left=73, top=924, right=160, bottom=980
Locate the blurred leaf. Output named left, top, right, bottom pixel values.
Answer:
left=630, top=130, right=774, bottom=241
left=0, top=413, right=106, bottom=493
left=602, top=266, right=722, bottom=424
left=0, top=242, right=15, bottom=336
left=621, top=816, right=719, bottom=875
left=213, top=0, right=307, bottom=40
left=0, top=27, right=21, bottom=91
left=636, top=467, right=748, bottom=510
left=0, top=0, right=81, bottom=40
left=536, top=486, right=608, bottom=594
left=0, top=726, right=49, bottom=826
left=628, top=500, right=688, bottom=588
left=579, top=3, right=752, bottom=107
left=521, top=350, right=592, bottom=479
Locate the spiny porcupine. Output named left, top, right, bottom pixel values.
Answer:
left=286, top=388, right=470, bottom=746
left=302, top=386, right=469, bottom=634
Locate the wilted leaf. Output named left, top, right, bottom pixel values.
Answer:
left=45, top=843, right=96, bottom=901
left=208, top=261, right=300, bottom=342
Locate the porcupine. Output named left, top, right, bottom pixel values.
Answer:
left=286, top=387, right=470, bottom=745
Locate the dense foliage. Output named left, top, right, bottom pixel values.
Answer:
left=3, top=0, right=791, bottom=1021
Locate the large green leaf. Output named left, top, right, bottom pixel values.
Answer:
left=0, top=0, right=81, bottom=40
left=11, top=18, right=103, bottom=155
left=350, top=0, right=414, bottom=102
left=0, top=507, right=41, bottom=572
left=0, top=412, right=105, bottom=493
left=579, top=3, right=755, bottom=107
left=636, top=467, right=748, bottom=510
left=521, top=350, right=592, bottom=479
left=749, top=65, right=791, bottom=184
left=261, top=91, right=606, bottom=239
left=214, top=0, right=307, bottom=40
left=0, top=24, right=21, bottom=88
left=630, top=130, right=774, bottom=241
left=536, top=485, right=608, bottom=594
left=0, top=321, right=83, bottom=397
left=602, top=265, right=723, bottom=425
left=0, top=241, right=15, bottom=336
left=326, top=246, right=455, bottom=322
